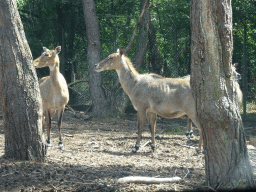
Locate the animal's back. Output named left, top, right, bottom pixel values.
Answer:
left=129, top=74, right=192, bottom=118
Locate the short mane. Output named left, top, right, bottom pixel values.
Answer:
left=149, top=73, right=164, bottom=79
left=123, top=55, right=139, bottom=75
left=123, top=55, right=165, bottom=78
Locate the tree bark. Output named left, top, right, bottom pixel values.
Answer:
left=132, top=0, right=149, bottom=70
left=190, top=0, right=253, bottom=189
left=82, top=0, right=115, bottom=117
left=0, top=0, right=46, bottom=160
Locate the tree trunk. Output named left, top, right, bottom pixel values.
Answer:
left=0, top=0, right=46, bottom=161
left=132, top=0, right=149, bottom=70
left=82, top=0, right=115, bottom=117
left=190, top=0, right=253, bottom=189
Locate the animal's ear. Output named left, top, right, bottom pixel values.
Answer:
left=55, top=46, right=61, bottom=55
left=234, top=63, right=239, bottom=68
left=119, top=49, right=124, bottom=56
left=43, top=47, right=50, bottom=52
left=117, top=49, right=120, bottom=53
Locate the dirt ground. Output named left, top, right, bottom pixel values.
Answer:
left=0, top=111, right=256, bottom=192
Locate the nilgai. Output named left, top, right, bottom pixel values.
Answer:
left=34, top=46, right=69, bottom=149
left=185, top=63, right=243, bottom=140
left=95, top=49, right=202, bottom=153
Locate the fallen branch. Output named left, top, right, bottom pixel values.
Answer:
left=66, top=105, right=76, bottom=115
left=68, top=80, right=88, bottom=87
left=64, top=134, right=74, bottom=137
left=174, top=142, right=196, bottom=149
left=137, top=141, right=151, bottom=151
left=118, top=176, right=182, bottom=184
left=181, top=144, right=195, bottom=149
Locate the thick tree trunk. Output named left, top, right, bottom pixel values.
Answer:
left=0, top=0, right=46, bottom=160
left=82, top=0, right=115, bottom=117
left=190, top=0, right=253, bottom=189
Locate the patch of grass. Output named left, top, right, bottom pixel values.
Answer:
left=91, top=117, right=120, bottom=122
left=241, top=101, right=256, bottom=120
left=163, top=124, right=183, bottom=135
left=249, top=135, right=256, bottom=147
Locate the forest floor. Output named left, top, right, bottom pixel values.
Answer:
left=0, top=110, right=256, bottom=191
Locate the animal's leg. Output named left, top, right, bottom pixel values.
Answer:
left=186, top=118, right=193, bottom=139
left=155, top=132, right=160, bottom=139
left=187, top=115, right=202, bottom=152
left=42, top=111, right=46, bottom=133
left=46, top=110, right=52, bottom=147
left=132, top=109, right=147, bottom=153
left=148, top=112, right=157, bottom=152
left=198, top=129, right=203, bottom=152
left=50, top=109, right=56, bottom=119
left=57, top=109, right=64, bottom=150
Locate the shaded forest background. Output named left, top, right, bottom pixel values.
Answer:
left=17, top=0, right=256, bottom=116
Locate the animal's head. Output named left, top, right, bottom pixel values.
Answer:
left=34, top=46, right=61, bottom=69
left=231, top=63, right=241, bottom=82
left=95, top=49, right=124, bottom=72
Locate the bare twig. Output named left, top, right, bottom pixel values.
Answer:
left=66, top=105, right=76, bottom=115
left=137, top=141, right=151, bottom=151
left=84, top=104, right=92, bottom=114
left=124, top=0, right=149, bottom=54
left=68, top=80, right=88, bottom=87
left=208, top=181, right=217, bottom=191
left=173, top=169, right=177, bottom=177
left=183, top=168, right=190, bottom=179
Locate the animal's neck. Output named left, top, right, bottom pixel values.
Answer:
left=49, top=56, right=61, bottom=86
left=116, top=56, right=139, bottom=95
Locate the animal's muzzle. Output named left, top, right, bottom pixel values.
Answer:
left=237, top=73, right=241, bottom=80
left=95, top=64, right=102, bottom=72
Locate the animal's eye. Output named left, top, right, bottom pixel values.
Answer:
left=109, top=56, right=113, bottom=59
left=44, top=53, right=49, bottom=57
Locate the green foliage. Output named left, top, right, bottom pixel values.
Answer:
left=149, top=0, right=191, bottom=77
left=163, top=124, right=183, bottom=135
left=233, top=0, right=256, bottom=101
left=17, top=0, right=255, bottom=109
left=18, top=0, right=86, bottom=79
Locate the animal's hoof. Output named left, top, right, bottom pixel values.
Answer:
left=189, top=131, right=194, bottom=138
left=58, top=144, right=64, bottom=150
left=132, top=148, right=137, bottom=153
left=132, top=144, right=139, bottom=153
left=195, top=147, right=201, bottom=154
left=185, top=131, right=191, bottom=139
left=155, top=134, right=160, bottom=139
left=46, top=143, right=52, bottom=148
left=201, top=149, right=205, bottom=157
left=149, top=149, right=154, bottom=153
left=151, top=144, right=155, bottom=152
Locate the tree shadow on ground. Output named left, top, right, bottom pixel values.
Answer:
left=0, top=155, right=205, bottom=192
